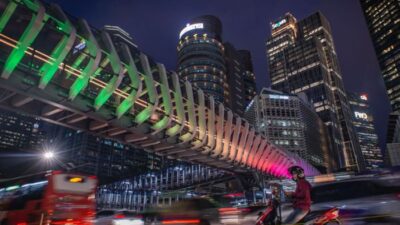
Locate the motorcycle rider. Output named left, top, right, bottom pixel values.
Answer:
left=283, top=166, right=312, bottom=224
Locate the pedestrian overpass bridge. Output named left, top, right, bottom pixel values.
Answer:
left=0, top=0, right=319, bottom=177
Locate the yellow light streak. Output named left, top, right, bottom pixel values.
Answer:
left=0, top=34, right=191, bottom=127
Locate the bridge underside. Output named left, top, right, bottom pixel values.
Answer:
left=0, top=0, right=319, bottom=177
left=0, top=78, right=246, bottom=172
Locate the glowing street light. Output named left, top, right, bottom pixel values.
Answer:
left=43, top=151, right=55, bottom=159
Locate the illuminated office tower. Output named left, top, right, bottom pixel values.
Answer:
left=177, top=15, right=255, bottom=115
left=360, top=0, right=400, bottom=112
left=177, top=15, right=226, bottom=103
left=348, top=92, right=383, bottom=169
left=266, top=12, right=365, bottom=171
left=245, top=88, right=330, bottom=171
left=0, top=109, right=45, bottom=151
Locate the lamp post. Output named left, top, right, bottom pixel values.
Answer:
left=42, top=150, right=69, bottom=171
left=43, top=151, right=54, bottom=159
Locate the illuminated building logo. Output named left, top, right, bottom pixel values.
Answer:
left=355, top=111, right=368, bottom=120
left=179, top=23, right=204, bottom=38
left=272, top=19, right=287, bottom=29
left=360, top=94, right=368, bottom=101
left=269, top=94, right=289, bottom=100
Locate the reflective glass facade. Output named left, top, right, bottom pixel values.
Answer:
left=245, top=88, right=329, bottom=171
left=360, top=0, right=400, bottom=112
left=0, top=109, right=45, bottom=151
left=238, top=50, right=257, bottom=108
left=177, top=16, right=256, bottom=116
left=224, top=42, right=246, bottom=115
left=348, top=92, right=383, bottom=169
left=46, top=125, right=163, bottom=184
left=266, top=12, right=365, bottom=171
left=177, top=15, right=226, bottom=103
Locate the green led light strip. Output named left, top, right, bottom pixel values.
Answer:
left=38, top=4, right=76, bottom=89
left=135, top=53, right=158, bottom=124
left=116, top=43, right=142, bottom=118
left=94, top=31, right=123, bottom=110
left=151, top=63, right=172, bottom=132
left=69, top=19, right=101, bottom=100
left=1, top=0, right=47, bottom=79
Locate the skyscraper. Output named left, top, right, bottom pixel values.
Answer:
left=360, top=0, right=400, bottom=112
left=177, top=15, right=256, bottom=115
left=348, top=92, right=383, bottom=169
left=177, top=15, right=226, bottom=103
left=0, top=109, right=45, bottom=151
left=224, top=42, right=247, bottom=115
left=0, top=109, right=46, bottom=178
left=237, top=50, right=257, bottom=108
left=244, top=88, right=330, bottom=171
left=266, top=12, right=365, bottom=171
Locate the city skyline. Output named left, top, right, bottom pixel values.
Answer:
left=1, top=1, right=400, bottom=219
left=265, top=11, right=365, bottom=171
left=0, top=0, right=319, bottom=179
left=50, top=0, right=391, bottom=150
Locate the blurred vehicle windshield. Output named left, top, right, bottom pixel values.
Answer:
left=312, top=178, right=400, bottom=203
left=212, top=193, right=248, bottom=208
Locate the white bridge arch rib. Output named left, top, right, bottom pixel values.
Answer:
left=0, top=0, right=319, bottom=177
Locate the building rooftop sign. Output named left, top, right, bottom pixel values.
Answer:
left=272, top=19, right=287, bottom=29
left=269, top=94, right=289, bottom=100
left=355, top=111, right=368, bottom=121
left=179, top=23, right=204, bottom=38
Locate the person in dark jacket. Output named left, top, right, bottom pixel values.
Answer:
left=283, top=166, right=312, bottom=224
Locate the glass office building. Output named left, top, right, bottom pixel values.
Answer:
left=245, top=88, right=329, bottom=171
left=238, top=50, right=257, bottom=108
left=360, top=0, right=400, bottom=112
left=266, top=12, right=365, bottom=171
left=348, top=92, right=383, bottom=169
left=177, top=15, right=226, bottom=103
left=45, top=125, right=163, bottom=184
left=177, top=16, right=256, bottom=115
left=0, top=109, right=45, bottom=151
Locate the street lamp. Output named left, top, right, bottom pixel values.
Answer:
left=43, top=151, right=55, bottom=159
left=42, top=150, right=68, bottom=170
left=41, top=150, right=90, bottom=171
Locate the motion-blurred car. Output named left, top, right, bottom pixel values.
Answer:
left=147, top=194, right=264, bottom=225
left=213, top=193, right=265, bottom=225
left=95, top=210, right=144, bottom=225
left=152, top=197, right=220, bottom=225
left=278, top=175, right=400, bottom=224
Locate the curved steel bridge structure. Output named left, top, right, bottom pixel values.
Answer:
left=0, top=0, right=319, bottom=177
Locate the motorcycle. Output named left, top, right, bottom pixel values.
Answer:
left=255, top=185, right=341, bottom=225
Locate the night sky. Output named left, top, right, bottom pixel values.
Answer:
left=50, top=0, right=391, bottom=150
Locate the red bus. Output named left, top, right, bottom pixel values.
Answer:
left=0, top=171, right=97, bottom=225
